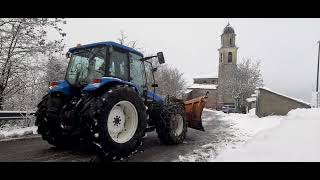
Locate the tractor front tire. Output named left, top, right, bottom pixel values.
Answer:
left=35, top=93, right=75, bottom=149
left=156, top=102, right=187, bottom=145
left=84, top=86, right=147, bottom=161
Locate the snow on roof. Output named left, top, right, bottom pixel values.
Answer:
left=258, top=87, right=311, bottom=106
left=184, top=89, right=193, bottom=94
left=246, top=97, right=256, bottom=102
left=193, top=72, right=218, bottom=79
left=188, top=84, right=217, bottom=90
left=250, top=91, right=258, bottom=97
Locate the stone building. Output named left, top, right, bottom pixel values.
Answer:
left=186, top=23, right=238, bottom=109
left=186, top=77, right=218, bottom=108
left=255, top=87, right=311, bottom=117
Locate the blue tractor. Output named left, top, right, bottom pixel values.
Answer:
left=35, top=41, right=205, bottom=161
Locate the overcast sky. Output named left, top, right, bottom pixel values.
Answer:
left=61, top=18, right=320, bottom=102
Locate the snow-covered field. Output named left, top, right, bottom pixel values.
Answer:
left=0, top=126, right=38, bottom=140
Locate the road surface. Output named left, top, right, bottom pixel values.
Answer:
left=0, top=110, right=236, bottom=162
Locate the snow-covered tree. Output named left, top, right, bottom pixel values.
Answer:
left=44, top=53, right=68, bottom=83
left=153, top=64, right=187, bottom=98
left=0, top=18, right=66, bottom=110
left=224, top=58, right=263, bottom=112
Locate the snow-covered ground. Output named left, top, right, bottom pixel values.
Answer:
left=1, top=107, right=319, bottom=162
left=214, top=108, right=320, bottom=161
left=0, top=126, right=38, bottom=140
left=179, top=107, right=320, bottom=162
left=179, top=108, right=284, bottom=161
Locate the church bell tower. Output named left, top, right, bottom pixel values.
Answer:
left=217, top=23, right=238, bottom=108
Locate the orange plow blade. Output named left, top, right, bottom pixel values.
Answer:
left=184, top=95, right=208, bottom=131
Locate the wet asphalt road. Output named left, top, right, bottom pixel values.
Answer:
left=0, top=110, right=232, bottom=162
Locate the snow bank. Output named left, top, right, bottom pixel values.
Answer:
left=212, top=108, right=283, bottom=138
left=0, top=126, right=38, bottom=140
left=178, top=109, right=282, bottom=162
left=214, top=108, right=320, bottom=162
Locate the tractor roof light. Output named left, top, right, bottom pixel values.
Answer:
left=92, top=78, right=102, bottom=84
left=49, top=81, right=59, bottom=89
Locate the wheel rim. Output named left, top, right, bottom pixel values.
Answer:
left=172, top=114, right=184, bottom=136
left=107, top=101, right=139, bottom=144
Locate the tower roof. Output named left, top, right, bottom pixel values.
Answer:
left=223, top=23, right=235, bottom=34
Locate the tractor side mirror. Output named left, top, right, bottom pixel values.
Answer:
left=66, top=52, right=71, bottom=58
left=157, top=52, right=165, bottom=64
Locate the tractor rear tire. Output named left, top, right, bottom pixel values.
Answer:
left=83, top=86, right=147, bottom=161
left=156, top=101, right=187, bottom=145
left=35, top=93, right=75, bottom=149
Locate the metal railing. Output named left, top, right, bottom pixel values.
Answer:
left=0, top=111, right=36, bottom=122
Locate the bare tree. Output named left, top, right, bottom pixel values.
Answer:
left=0, top=18, right=66, bottom=110
left=116, top=31, right=187, bottom=98
left=117, top=30, right=128, bottom=45
left=117, top=30, right=145, bottom=52
left=224, top=58, right=263, bottom=112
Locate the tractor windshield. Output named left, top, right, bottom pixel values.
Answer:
left=66, top=46, right=106, bottom=86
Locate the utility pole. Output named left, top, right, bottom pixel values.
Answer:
left=316, top=41, right=320, bottom=107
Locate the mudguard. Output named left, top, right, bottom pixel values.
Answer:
left=147, top=91, right=164, bottom=104
left=48, top=80, right=72, bottom=96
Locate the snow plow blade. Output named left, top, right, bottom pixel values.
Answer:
left=184, top=95, right=208, bottom=131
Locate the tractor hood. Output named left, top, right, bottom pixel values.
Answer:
left=82, top=77, right=164, bottom=103
left=82, top=77, right=138, bottom=93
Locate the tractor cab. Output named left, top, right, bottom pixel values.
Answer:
left=65, top=42, right=145, bottom=87
left=49, top=41, right=164, bottom=103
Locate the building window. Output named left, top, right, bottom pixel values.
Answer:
left=230, top=38, right=232, bottom=46
left=228, top=52, right=232, bottom=63
left=220, top=53, right=222, bottom=63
